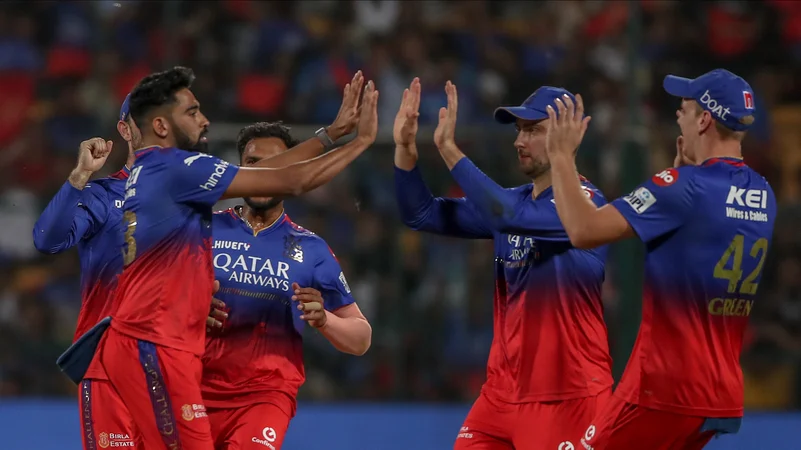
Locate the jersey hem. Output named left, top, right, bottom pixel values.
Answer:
left=481, top=381, right=613, bottom=404
left=616, top=392, right=744, bottom=418
left=110, top=321, right=203, bottom=356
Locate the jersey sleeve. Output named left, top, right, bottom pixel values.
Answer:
left=32, top=181, right=110, bottom=254
left=394, top=165, right=493, bottom=239
left=450, top=157, right=608, bottom=240
left=610, top=166, right=697, bottom=244
left=312, top=245, right=356, bottom=312
left=169, top=150, right=240, bottom=206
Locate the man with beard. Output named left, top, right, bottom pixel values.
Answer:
left=393, top=80, right=612, bottom=449
left=92, top=66, right=378, bottom=450
left=202, top=122, right=371, bottom=450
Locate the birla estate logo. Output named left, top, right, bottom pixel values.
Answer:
left=699, top=90, right=731, bottom=120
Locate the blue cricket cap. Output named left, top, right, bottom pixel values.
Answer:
left=494, top=86, right=577, bottom=124
left=120, top=93, right=131, bottom=122
left=663, top=69, right=756, bottom=131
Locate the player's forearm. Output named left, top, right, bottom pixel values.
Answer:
left=33, top=182, right=91, bottom=253
left=449, top=157, right=516, bottom=227
left=288, top=136, right=371, bottom=194
left=256, top=137, right=325, bottom=169
left=436, top=143, right=466, bottom=170
left=549, top=154, right=599, bottom=247
left=319, top=312, right=372, bottom=356
left=223, top=137, right=370, bottom=199
left=394, top=144, right=418, bottom=171
left=394, top=165, right=440, bottom=232
left=68, top=168, right=93, bottom=190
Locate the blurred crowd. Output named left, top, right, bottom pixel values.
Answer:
left=1, top=0, right=801, bottom=409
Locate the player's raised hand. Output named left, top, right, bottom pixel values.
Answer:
left=545, top=94, right=591, bottom=158
left=292, top=282, right=327, bottom=328
left=673, top=135, right=695, bottom=167
left=393, top=78, right=421, bottom=147
left=434, top=81, right=458, bottom=151
left=207, top=279, right=228, bottom=332
left=355, top=80, right=379, bottom=146
left=77, top=137, right=114, bottom=174
left=69, top=137, right=114, bottom=189
left=328, top=71, right=365, bottom=141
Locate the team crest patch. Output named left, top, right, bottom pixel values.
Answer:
left=98, top=432, right=109, bottom=448
left=284, top=236, right=304, bottom=263
left=181, top=404, right=194, bottom=421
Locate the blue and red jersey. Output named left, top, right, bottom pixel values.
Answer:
left=201, top=209, right=355, bottom=417
left=395, top=158, right=613, bottom=403
left=610, top=157, right=776, bottom=417
left=111, top=148, right=238, bottom=356
left=33, top=167, right=130, bottom=342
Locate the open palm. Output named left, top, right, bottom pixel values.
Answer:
left=434, top=81, right=458, bottom=150
left=393, top=78, right=421, bottom=146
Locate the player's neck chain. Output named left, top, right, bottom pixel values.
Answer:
left=235, top=205, right=284, bottom=235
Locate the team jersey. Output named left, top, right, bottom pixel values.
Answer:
left=111, top=147, right=239, bottom=356
left=201, top=209, right=355, bottom=416
left=32, top=167, right=129, bottom=342
left=395, top=159, right=613, bottom=403
left=610, top=157, right=776, bottom=417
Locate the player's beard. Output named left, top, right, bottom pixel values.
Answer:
left=244, top=197, right=282, bottom=212
left=521, top=158, right=550, bottom=179
left=172, top=121, right=208, bottom=153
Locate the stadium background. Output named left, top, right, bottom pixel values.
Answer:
left=1, top=0, right=800, bottom=448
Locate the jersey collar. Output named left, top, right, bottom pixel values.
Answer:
left=134, top=146, right=162, bottom=158
left=232, top=206, right=287, bottom=237
left=109, top=166, right=131, bottom=180
left=701, top=157, right=745, bottom=167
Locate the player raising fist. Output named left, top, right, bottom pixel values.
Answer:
left=545, top=70, right=775, bottom=450
left=34, top=97, right=142, bottom=449
left=394, top=78, right=613, bottom=449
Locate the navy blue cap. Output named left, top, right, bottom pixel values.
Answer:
left=120, top=93, right=131, bottom=122
left=494, top=86, right=577, bottom=124
left=663, top=69, right=756, bottom=131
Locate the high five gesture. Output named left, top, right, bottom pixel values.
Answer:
left=544, top=93, right=591, bottom=158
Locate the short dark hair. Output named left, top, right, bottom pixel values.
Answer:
left=236, top=122, right=300, bottom=159
left=128, top=66, right=195, bottom=128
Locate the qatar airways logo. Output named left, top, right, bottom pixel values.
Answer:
left=213, top=253, right=291, bottom=291
left=200, top=160, right=231, bottom=192
left=504, top=234, right=537, bottom=266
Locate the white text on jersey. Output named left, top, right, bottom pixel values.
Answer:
left=212, top=240, right=251, bottom=251
left=201, top=161, right=231, bottom=191
left=725, top=186, right=769, bottom=222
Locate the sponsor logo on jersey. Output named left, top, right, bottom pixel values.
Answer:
left=200, top=160, right=231, bottom=191
left=623, top=187, right=656, bottom=214
left=98, top=432, right=133, bottom=448
left=651, top=168, right=678, bottom=187
left=580, top=424, right=596, bottom=450
left=252, top=426, right=278, bottom=449
left=213, top=240, right=251, bottom=251
left=181, top=403, right=207, bottom=421
left=558, top=442, right=575, bottom=450
left=725, top=186, right=769, bottom=222
left=183, top=153, right=214, bottom=166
